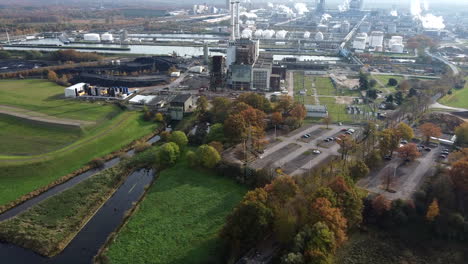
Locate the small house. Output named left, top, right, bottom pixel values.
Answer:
left=169, top=94, right=195, bottom=120
left=64, top=83, right=87, bottom=98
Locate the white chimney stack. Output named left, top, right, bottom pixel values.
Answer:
left=235, top=1, right=240, bottom=39
left=230, top=1, right=236, bottom=41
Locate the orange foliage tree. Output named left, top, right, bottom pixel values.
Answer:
left=396, top=143, right=421, bottom=161
left=310, top=197, right=348, bottom=246
left=419, top=123, right=442, bottom=143
left=426, top=198, right=439, bottom=221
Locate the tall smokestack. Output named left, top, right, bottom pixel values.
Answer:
left=235, top=1, right=240, bottom=39
left=230, top=1, right=235, bottom=41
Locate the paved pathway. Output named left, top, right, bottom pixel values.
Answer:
left=0, top=105, right=94, bottom=127
left=429, top=102, right=468, bottom=112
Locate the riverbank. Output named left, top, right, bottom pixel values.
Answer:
left=0, top=143, right=159, bottom=257
left=101, top=154, right=247, bottom=264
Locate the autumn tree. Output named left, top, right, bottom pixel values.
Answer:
left=337, top=135, right=355, bottom=162
left=237, top=92, right=272, bottom=113
left=322, top=115, right=332, bottom=129
left=450, top=160, right=468, bottom=194
left=426, top=198, right=439, bottom=221
left=272, top=112, right=283, bottom=126
left=349, top=160, right=370, bottom=181
left=398, top=80, right=411, bottom=93
left=47, top=70, right=58, bottom=82
left=154, top=112, right=164, bottom=123
left=372, top=195, right=391, bottom=215
left=196, top=96, right=208, bottom=115
left=210, top=97, right=232, bottom=123
left=224, top=113, right=248, bottom=143
left=221, top=189, right=274, bottom=255
left=396, top=122, right=414, bottom=141
left=208, top=141, right=223, bottom=154
left=396, top=143, right=421, bottom=161
left=328, top=176, right=363, bottom=228
left=419, top=123, right=442, bottom=143
left=290, top=103, right=307, bottom=122
left=379, top=129, right=399, bottom=157
left=275, top=95, right=293, bottom=113
left=310, top=197, right=348, bottom=246
left=265, top=176, right=299, bottom=206
left=455, top=122, right=468, bottom=146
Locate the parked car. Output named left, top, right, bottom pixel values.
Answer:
left=425, top=147, right=432, bottom=151
left=439, top=154, right=447, bottom=159
left=303, top=134, right=311, bottom=138
left=401, top=140, right=408, bottom=145
left=312, top=149, right=321, bottom=154
left=384, top=155, right=392, bottom=160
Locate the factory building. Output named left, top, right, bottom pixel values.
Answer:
left=83, top=33, right=100, bottom=42
left=224, top=0, right=275, bottom=91
left=369, top=31, right=384, bottom=48
left=389, top=36, right=404, bottom=53
left=353, top=33, right=367, bottom=51
left=349, top=0, right=364, bottom=11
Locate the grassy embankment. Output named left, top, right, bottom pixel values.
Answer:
left=0, top=153, right=151, bottom=257
left=103, top=154, right=247, bottom=264
left=371, top=75, right=404, bottom=93
left=0, top=79, right=158, bottom=207
left=438, top=77, right=468, bottom=109
left=0, top=114, right=82, bottom=155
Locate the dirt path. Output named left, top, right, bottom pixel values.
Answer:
left=0, top=105, right=95, bottom=127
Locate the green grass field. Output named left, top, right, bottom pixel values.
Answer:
left=0, top=79, right=159, bottom=207
left=104, top=155, right=247, bottom=264
left=0, top=164, right=130, bottom=256
left=0, top=114, right=82, bottom=155
left=439, top=79, right=468, bottom=109
left=315, top=76, right=335, bottom=96
left=0, top=79, right=117, bottom=121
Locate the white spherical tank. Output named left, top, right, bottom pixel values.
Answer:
left=303, top=31, right=311, bottom=38
left=276, top=30, right=288, bottom=39
left=314, top=31, right=324, bottom=41
left=262, top=30, right=275, bottom=39
left=254, top=29, right=264, bottom=38
left=83, top=33, right=101, bottom=42
left=241, top=29, right=253, bottom=39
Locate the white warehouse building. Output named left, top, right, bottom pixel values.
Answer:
left=83, top=33, right=101, bottom=42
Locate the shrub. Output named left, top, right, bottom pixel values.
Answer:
left=134, top=142, right=151, bottom=153
left=89, top=158, right=105, bottom=169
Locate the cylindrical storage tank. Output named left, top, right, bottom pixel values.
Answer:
left=391, top=43, right=404, bottom=53
left=83, top=33, right=101, bottom=42
left=303, top=31, right=311, bottom=39
left=254, top=29, right=263, bottom=38
left=314, top=31, right=324, bottom=41
left=101, top=33, right=114, bottom=42
left=276, top=30, right=288, bottom=39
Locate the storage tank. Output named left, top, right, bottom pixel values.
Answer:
left=83, top=33, right=101, bottom=42
left=314, top=31, right=324, bottom=41
left=241, top=29, right=253, bottom=39
left=262, top=30, right=275, bottom=39
left=303, top=31, right=311, bottom=39
left=101, top=33, right=114, bottom=42
left=254, top=29, right=263, bottom=38
left=391, top=43, right=404, bottom=53
left=391, top=36, right=403, bottom=45
left=276, top=30, right=288, bottom=39
left=317, top=24, right=328, bottom=32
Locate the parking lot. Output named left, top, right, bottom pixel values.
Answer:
left=358, top=142, right=452, bottom=200
left=250, top=124, right=360, bottom=175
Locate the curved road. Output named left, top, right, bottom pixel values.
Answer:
left=425, top=47, right=460, bottom=76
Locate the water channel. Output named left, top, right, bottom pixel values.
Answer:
left=0, top=133, right=163, bottom=263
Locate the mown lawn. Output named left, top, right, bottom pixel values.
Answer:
left=105, top=156, right=247, bottom=264
left=0, top=79, right=118, bottom=121
left=0, top=114, right=82, bottom=155
left=315, top=76, right=335, bottom=96
left=0, top=164, right=130, bottom=257
left=0, top=111, right=158, bottom=207
left=439, top=79, right=468, bottom=108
